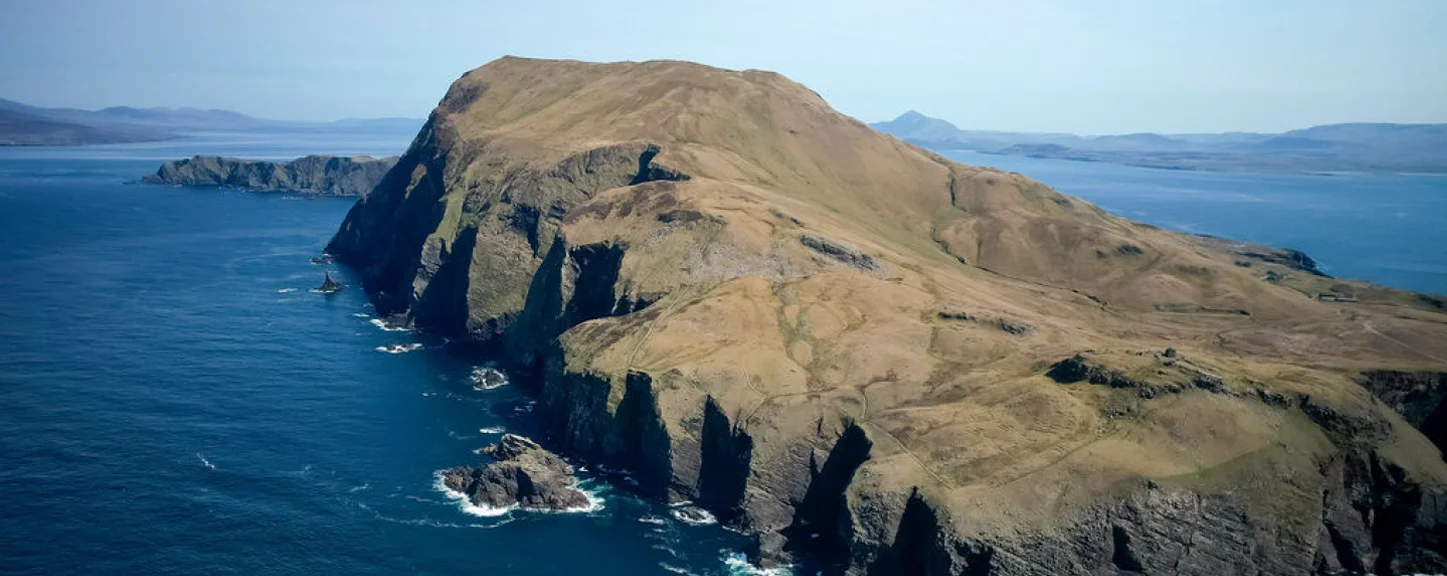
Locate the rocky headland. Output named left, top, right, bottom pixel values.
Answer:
left=327, top=57, right=1447, bottom=575
left=142, top=154, right=396, bottom=196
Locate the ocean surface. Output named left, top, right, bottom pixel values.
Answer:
left=945, top=150, right=1447, bottom=296
left=1, top=134, right=1444, bottom=576
left=0, top=133, right=761, bottom=576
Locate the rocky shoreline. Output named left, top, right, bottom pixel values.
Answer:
left=142, top=154, right=396, bottom=197
left=327, top=57, right=1447, bottom=575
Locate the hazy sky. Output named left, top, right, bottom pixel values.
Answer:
left=2, top=0, right=1444, bottom=133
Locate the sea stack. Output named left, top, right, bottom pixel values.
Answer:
left=441, top=434, right=590, bottom=512
left=326, top=57, right=1447, bottom=574
left=315, top=272, right=341, bottom=295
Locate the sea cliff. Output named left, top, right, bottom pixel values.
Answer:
left=143, top=154, right=396, bottom=196
left=328, top=57, right=1447, bottom=575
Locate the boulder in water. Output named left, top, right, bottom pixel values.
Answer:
left=442, top=434, right=589, bottom=512
left=315, top=272, right=342, bottom=295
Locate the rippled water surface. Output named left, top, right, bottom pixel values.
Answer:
left=2, top=134, right=1443, bottom=576
left=0, top=134, right=762, bottom=576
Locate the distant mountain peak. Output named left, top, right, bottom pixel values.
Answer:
left=870, top=110, right=962, bottom=143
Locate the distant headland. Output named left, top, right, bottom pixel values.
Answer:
left=872, top=110, right=1447, bottom=174
left=142, top=155, right=397, bottom=197
left=0, top=97, right=421, bottom=146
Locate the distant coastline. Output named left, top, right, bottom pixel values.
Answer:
left=873, top=111, right=1447, bottom=174
left=0, top=97, right=421, bottom=147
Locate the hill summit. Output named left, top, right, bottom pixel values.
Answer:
left=329, top=57, right=1447, bottom=574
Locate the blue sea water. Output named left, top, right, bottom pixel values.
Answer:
left=945, top=150, right=1447, bottom=296
left=1, top=134, right=1444, bottom=576
left=0, top=134, right=761, bottom=576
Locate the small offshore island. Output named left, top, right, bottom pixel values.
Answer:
left=143, top=154, right=396, bottom=196
left=322, top=57, right=1447, bottom=575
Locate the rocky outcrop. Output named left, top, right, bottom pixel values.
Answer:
left=440, top=434, right=590, bottom=511
left=329, top=57, right=1447, bottom=575
left=1359, top=370, right=1447, bottom=457
left=1046, top=350, right=1233, bottom=399
left=142, top=154, right=396, bottom=196
left=800, top=235, right=883, bottom=273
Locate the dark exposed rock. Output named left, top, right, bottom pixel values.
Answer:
left=631, top=143, right=691, bottom=185
left=1046, top=354, right=1139, bottom=390
left=937, top=310, right=973, bottom=321
left=1193, top=373, right=1227, bottom=393
left=800, top=235, right=883, bottom=273
left=995, top=318, right=1035, bottom=336
left=697, top=397, right=753, bottom=523
left=324, top=58, right=1447, bottom=576
left=785, top=423, right=873, bottom=568
left=441, top=434, right=590, bottom=512
left=1046, top=352, right=1243, bottom=399
left=1238, top=248, right=1326, bottom=276
left=1313, top=451, right=1447, bottom=575
left=1299, top=394, right=1393, bottom=449
left=1358, top=370, right=1447, bottom=457
left=850, top=462, right=1443, bottom=576
left=937, top=309, right=1033, bottom=336
left=142, top=154, right=397, bottom=197
left=315, top=271, right=342, bottom=295
left=1255, top=387, right=1294, bottom=409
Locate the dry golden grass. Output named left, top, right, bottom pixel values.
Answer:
left=419, top=56, right=1447, bottom=535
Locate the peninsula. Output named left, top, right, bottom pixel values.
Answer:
left=328, top=57, right=1447, bottom=575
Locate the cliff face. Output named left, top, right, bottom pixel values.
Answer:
left=328, top=57, right=1447, bottom=575
left=142, top=154, right=397, bottom=197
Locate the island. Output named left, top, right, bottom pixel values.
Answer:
left=325, top=57, right=1447, bottom=574
left=142, top=154, right=397, bottom=197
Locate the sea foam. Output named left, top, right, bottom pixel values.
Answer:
left=434, top=472, right=516, bottom=518
left=368, top=318, right=409, bottom=332
left=670, top=503, right=717, bottom=526
left=375, top=343, right=423, bottom=354
left=470, top=366, right=509, bottom=390
left=722, top=552, right=791, bottom=576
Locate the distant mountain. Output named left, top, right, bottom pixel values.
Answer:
left=0, top=98, right=424, bottom=146
left=871, top=111, right=1447, bottom=173
left=83, top=106, right=270, bottom=131
left=0, top=99, right=171, bottom=145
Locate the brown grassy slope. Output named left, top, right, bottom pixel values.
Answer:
left=334, top=56, right=1447, bottom=572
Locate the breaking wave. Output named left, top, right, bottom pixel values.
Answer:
left=368, top=318, right=409, bottom=332
left=434, top=472, right=515, bottom=517
left=722, top=553, right=790, bottom=576
left=375, top=343, right=423, bottom=354
left=670, top=503, right=717, bottom=526
left=470, top=366, right=508, bottom=390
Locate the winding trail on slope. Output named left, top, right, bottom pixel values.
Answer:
left=1363, top=321, right=1447, bottom=364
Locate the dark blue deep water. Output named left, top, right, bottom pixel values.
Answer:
left=1, top=134, right=1444, bottom=576
left=0, top=135, right=761, bottom=576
